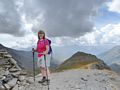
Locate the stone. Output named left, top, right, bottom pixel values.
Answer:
left=9, top=58, right=22, bottom=70
left=26, top=77, right=34, bottom=84
left=0, top=75, right=3, bottom=79
left=0, top=85, right=5, bottom=90
left=11, top=71, right=21, bottom=78
left=4, top=54, right=12, bottom=58
left=9, top=58, right=17, bottom=64
left=0, top=70, right=5, bottom=76
left=19, top=80, right=27, bottom=86
left=4, top=84, right=10, bottom=90
left=4, top=70, right=10, bottom=75
left=18, top=76, right=26, bottom=81
left=20, top=71, right=27, bottom=75
left=12, top=84, right=19, bottom=90
left=7, top=78, right=17, bottom=87
left=9, top=68, right=20, bottom=73
left=18, top=86, right=26, bottom=90
left=4, top=65, right=12, bottom=68
left=2, top=74, right=13, bottom=84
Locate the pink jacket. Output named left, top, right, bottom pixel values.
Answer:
left=35, top=38, right=49, bottom=57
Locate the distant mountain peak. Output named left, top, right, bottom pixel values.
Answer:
left=98, top=45, right=120, bottom=65
left=56, top=51, right=110, bottom=71
left=0, top=43, right=6, bottom=50
left=71, top=51, right=86, bottom=57
left=113, top=62, right=120, bottom=65
left=0, top=43, right=4, bottom=47
left=112, top=45, right=120, bottom=49
left=70, top=51, right=97, bottom=61
left=75, top=51, right=87, bottom=55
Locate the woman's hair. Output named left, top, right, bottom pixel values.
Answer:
left=38, top=30, right=45, bottom=39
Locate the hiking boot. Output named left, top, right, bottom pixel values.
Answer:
left=38, top=77, right=46, bottom=83
left=46, top=79, right=50, bottom=85
left=41, top=79, right=50, bottom=86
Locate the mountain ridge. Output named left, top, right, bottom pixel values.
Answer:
left=98, top=45, right=120, bottom=65
left=111, top=62, right=120, bottom=74
left=98, top=45, right=120, bottom=74
left=56, top=51, right=110, bottom=71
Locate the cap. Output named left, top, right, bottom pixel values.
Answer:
left=38, top=30, right=45, bottom=35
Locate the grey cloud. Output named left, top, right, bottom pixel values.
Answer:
left=0, top=0, right=106, bottom=37
left=23, top=0, right=105, bottom=37
left=0, top=0, right=24, bottom=36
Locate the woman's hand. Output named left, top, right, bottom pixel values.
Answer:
left=32, top=48, right=35, bottom=52
left=43, top=45, right=49, bottom=54
left=41, top=51, right=47, bottom=55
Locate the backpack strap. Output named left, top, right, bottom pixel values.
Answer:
left=43, top=38, right=53, bottom=61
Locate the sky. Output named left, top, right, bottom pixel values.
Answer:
left=0, top=0, right=120, bottom=61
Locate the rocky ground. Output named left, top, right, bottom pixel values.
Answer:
left=0, top=49, right=120, bottom=90
left=16, top=69, right=119, bottom=90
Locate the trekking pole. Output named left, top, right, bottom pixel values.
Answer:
left=44, top=55, right=50, bottom=90
left=32, top=48, right=35, bottom=82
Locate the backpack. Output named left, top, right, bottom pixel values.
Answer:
left=47, top=39, right=52, bottom=54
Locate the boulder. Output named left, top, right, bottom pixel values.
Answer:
left=11, top=71, right=21, bottom=78
left=0, top=85, right=5, bottom=90
left=4, top=54, right=12, bottom=58
left=4, top=84, right=10, bottom=90
left=7, top=78, right=17, bottom=88
left=20, top=71, right=27, bottom=75
left=12, top=84, right=19, bottom=90
left=9, top=68, right=20, bottom=73
left=18, top=76, right=26, bottom=82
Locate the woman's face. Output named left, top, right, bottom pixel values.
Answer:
left=39, top=33, right=44, bottom=39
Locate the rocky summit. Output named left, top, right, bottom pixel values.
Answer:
left=56, top=52, right=110, bottom=71
left=0, top=49, right=27, bottom=90
left=0, top=48, right=120, bottom=90
left=10, top=69, right=120, bottom=90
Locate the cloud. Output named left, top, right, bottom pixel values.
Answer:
left=1, top=0, right=111, bottom=49
left=80, top=23, right=120, bottom=45
left=107, top=0, right=120, bottom=14
left=1, top=23, right=120, bottom=50
left=51, top=23, right=120, bottom=47
left=22, top=0, right=105, bottom=37
left=0, top=32, right=37, bottom=50
left=0, top=0, right=106, bottom=37
left=100, top=23, right=120, bottom=44
left=0, top=0, right=25, bottom=36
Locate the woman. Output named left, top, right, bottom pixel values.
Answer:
left=33, top=30, right=51, bottom=83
